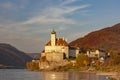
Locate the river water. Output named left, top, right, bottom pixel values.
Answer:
left=0, top=69, right=110, bottom=80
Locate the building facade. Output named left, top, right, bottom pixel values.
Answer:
left=41, top=30, right=74, bottom=62
left=86, top=50, right=106, bottom=58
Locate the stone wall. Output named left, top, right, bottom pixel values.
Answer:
left=45, top=52, right=64, bottom=62
left=39, top=60, right=69, bottom=70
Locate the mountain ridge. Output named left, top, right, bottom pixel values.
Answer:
left=69, top=23, right=120, bottom=52
left=0, top=43, right=33, bottom=68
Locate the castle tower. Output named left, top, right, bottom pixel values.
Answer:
left=51, top=30, right=56, bottom=46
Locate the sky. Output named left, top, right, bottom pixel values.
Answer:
left=0, top=0, right=120, bottom=53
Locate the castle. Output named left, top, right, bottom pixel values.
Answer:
left=41, top=30, right=77, bottom=62
left=27, top=30, right=107, bottom=70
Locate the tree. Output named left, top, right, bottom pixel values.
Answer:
left=106, top=51, right=120, bottom=65
left=76, top=53, right=89, bottom=67
left=26, top=61, right=39, bottom=70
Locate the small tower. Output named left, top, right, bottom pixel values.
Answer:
left=51, top=29, right=56, bottom=46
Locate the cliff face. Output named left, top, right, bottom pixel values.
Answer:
left=69, top=23, right=120, bottom=52
left=0, top=43, right=33, bottom=68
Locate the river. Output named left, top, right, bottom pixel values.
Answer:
left=0, top=69, right=110, bottom=80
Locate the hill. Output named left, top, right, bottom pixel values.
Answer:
left=69, top=23, right=120, bottom=52
left=0, top=43, right=33, bottom=68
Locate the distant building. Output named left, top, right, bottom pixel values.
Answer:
left=69, top=47, right=79, bottom=58
left=86, top=49, right=106, bottom=58
left=41, top=30, right=76, bottom=62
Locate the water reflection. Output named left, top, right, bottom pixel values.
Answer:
left=42, top=72, right=68, bottom=80
left=42, top=72, right=108, bottom=80
left=0, top=69, right=109, bottom=80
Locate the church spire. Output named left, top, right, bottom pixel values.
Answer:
left=51, top=29, right=56, bottom=34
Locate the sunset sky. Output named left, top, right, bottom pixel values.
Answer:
left=0, top=0, right=120, bottom=53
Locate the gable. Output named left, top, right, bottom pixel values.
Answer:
left=46, top=38, right=68, bottom=46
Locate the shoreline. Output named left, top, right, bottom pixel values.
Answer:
left=96, top=71, right=120, bottom=80
left=76, top=70, right=120, bottom=80
left=50, top=70, right=120, bottom=80
left=39, top=69, right=120, bottom=80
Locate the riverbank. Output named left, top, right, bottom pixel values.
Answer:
left=26, top=60, right=120, bottom=80
left=51, top=65, right=120, bottom=80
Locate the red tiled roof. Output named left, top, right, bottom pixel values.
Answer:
left=46, top=38, right=68, bottom=46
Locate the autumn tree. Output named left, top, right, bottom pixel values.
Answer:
left=76, top=53, right=89, bottom=67
left=106, top=51, right=120, bottom=65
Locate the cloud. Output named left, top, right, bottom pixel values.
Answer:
left=45, top=4, right=90, bottom=17
left=0, top=0, right=28, bottom=11
left=0, top=2, right=17, bottom=10
left=23, top=4, right=90, bottom=25
left=23, top=16, right=75, bottom=25
left=0, top=0, right=91, bottom=52
left=61, top=0, right=76, bottom=6
left=0, top=0, right=90, bottom=30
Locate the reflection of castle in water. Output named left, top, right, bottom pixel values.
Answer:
left=43, top=72, right=68, bottom=80
left=42, top=72, right=101, bottom=80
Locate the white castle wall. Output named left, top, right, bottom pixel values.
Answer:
left=45, top=46, right=69, bottom=58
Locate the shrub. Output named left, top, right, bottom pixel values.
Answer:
left=76, top=54, right=89, bottom=67
left=26, top=62, right=39, bottom=71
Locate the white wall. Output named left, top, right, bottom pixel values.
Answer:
left=87, top=50, right=105, bottom=58
left=45, top=46, right=69, bottom=58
